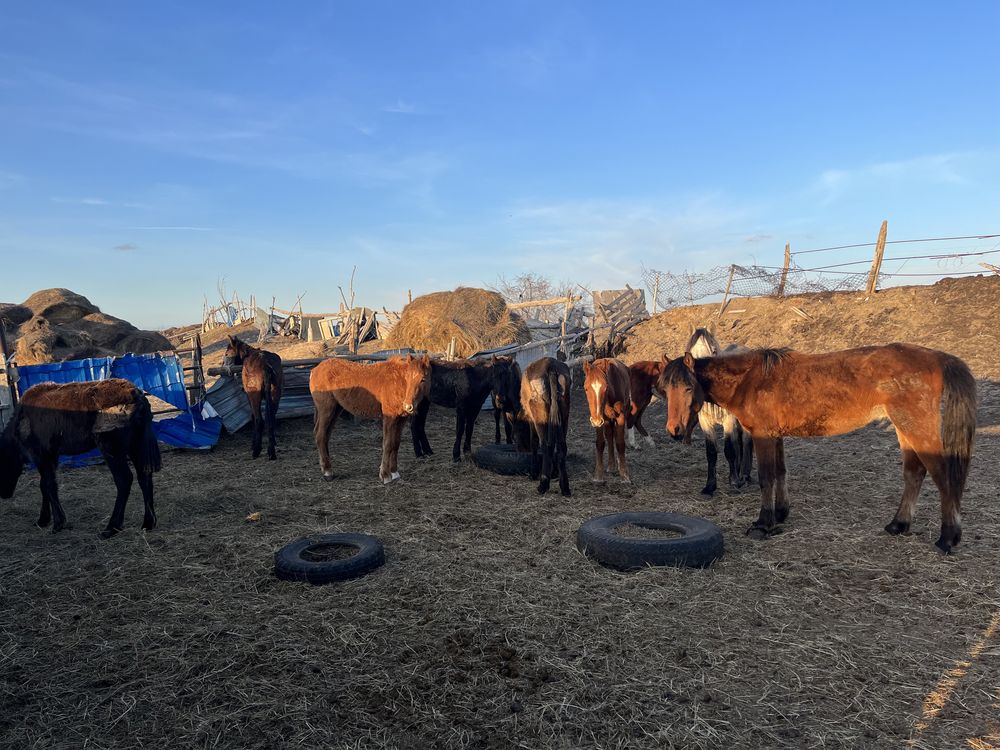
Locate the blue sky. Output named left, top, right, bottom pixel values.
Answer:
left=2, top=1, right=999, bottom=328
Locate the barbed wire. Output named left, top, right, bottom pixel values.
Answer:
left=643, top=236, right=998, bottom=311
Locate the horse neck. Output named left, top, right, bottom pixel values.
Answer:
left=696, top=354, right=755, bottom=410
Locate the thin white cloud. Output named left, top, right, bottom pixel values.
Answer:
left=132, top=225, right=216, bottom=232
left=0, top=171, right=23, bottom=189
left=810, top=152, right=980, bottom=206
left=383, top=99, right=418, bottom=114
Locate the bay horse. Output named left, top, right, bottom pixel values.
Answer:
left=660, top=343, right=976, bottom=553
left=224, top=336, right=284, bottom=460
left=517, top=357, right=571, bottom=496
left=626, top=360, right=667, bottom=450
left=583, top=358, right=632, bottom=483
left=411, top=355, right=519, bottom=462
left=0, top=379, right=161, bottom=538
left=686, top=328, right=754, bottom=493
left=310, top=354, right=431, bottom=483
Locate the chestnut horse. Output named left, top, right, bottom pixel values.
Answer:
left=411, top=355, right=520, bottom=461
left=626, top=361, right=667, bottom=449
left=583, top=358, right=632, bottom=483
left=660, top=344, right=976, bottom=553
left=310, top=354, right=431, bottom=483
left=686, top=328, right=754, bottom=493
left=224, top=336, right=284, bottom=460
left=0, top=379, right=161, bottom=538
left=517, top=357, right=571, bottom=496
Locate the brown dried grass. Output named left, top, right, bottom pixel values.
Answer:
left=0, top=376, right=997, bottom=749
left=386, top=287, right=530, bottom=357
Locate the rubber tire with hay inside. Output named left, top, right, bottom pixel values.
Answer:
left=274, top=533, right=385, bottom=584
left=472, top=443, right=533, bottom=476
left=577, top=512, right=724, bottom=570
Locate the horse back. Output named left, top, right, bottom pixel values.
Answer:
left=310, top=357, right=419, bottom=419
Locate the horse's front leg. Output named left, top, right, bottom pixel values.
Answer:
left=741, top=430, right=755, bottom=486
left=266, top=388, right=279, bottom=461
left=593, top=424, right=607, bottom=483
left=702, top=432, right=718, bottom=496
left=388, top=417, right=405, bottom=480
left=748, top=437, right=779, bottom=539
left=773, top=438, right=789, bottom=523
left=462, top=405, right=477, bottom=456
left=614, top=417, right=630, bottom=483
left=37, top=456, right=63, bottom=531
left=722, top=417, right=740, bottom=487
left=380, top=417, right=402, bottom=483
left=452, top=409, right=464, bottom=462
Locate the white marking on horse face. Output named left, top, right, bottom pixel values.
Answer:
left=590, top=381, right=603, bottom=398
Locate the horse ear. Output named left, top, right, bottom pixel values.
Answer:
left=422, top=354, right=431, bottom=365
left=661, top=353, right=670, bottom=364
left=683, top=351, right=696, bottom=371
left=406, top=353, right=413, bottom=362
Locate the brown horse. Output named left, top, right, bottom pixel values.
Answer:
left=517, top=357, right=571, bottom=496
left=224, top=336, right=284, bottom=460
left=0, top=380, right=161, bottom=538
left=626, top=360, right=667, bottom=449
left=310, top=354, right=431, bottom=483
left=660, top=343, right=976, bottom=553
left=583, top=358, right=632, bottom=483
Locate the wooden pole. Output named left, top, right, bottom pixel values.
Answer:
left=777, top=243, right=791, bottom=296
left=866, top=220, right=889, bottom=295
left=651, top=272, right=660, bottom=315
left=718, top=265, right=735, bottom=316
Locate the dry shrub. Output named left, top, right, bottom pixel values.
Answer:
left=386, top=287, right=530, bottom=356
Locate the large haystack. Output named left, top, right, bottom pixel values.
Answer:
left=385, top=287, right=530, bottom=356
left=4, top=288, right=172, bottom=365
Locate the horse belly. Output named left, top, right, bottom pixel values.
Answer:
left=332, top=387, right=383, bottom=419
left=18, top=408, right=100, bottom=456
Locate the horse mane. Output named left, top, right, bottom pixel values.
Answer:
left=661, top=356, right=697, bottom=386
left=756, top=347, right=791, bottom=375
left=686, top=328, right=720, bottom=357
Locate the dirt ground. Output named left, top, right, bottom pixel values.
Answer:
left=1, top=368, right=998, bottom=748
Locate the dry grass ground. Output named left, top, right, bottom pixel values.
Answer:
left=1, top=373, right=998, bottom=749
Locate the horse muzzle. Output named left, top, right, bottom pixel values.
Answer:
left=590, top=418, right=606, bottom=428
left=402, top=403, right=415, bottom=415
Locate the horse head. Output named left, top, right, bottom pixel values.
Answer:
left=223, top=336, right=247, bottom=368
left=660, top=352, right=705, bottom=444
left=0, top=432, right=23, bottom=499
left=583, top=359, right=609, bottom=429
left=400, top=354, right=432, bottom=416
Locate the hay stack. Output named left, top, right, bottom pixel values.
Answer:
left=385, top=287, right=529, bottom=356
left=5, top=288, right=172, bottom=365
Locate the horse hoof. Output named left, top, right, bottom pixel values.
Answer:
left=36, top=517, right=51, bottom=528
left=452, top=456, right=461, bottom=463
left=592, top=477, right=606, bottom=484
left=268, top=454, right=276, bottom=461
left=99, top=527, right=121, bottom=539
left=620, top=476, right=632, bottom=485
left=644, top=437, right=656, bottom=449
left=392, top=472, right=401, bottom=481
left=322, top=473, right=335, bottom=482
left=934, top=538, right=954, bottom=554
left=701, top=487, right=716, bottom=497
left=884, top=520, right=910, bottom=536
left=746, top=526, right=769, bottom=540
left=561, top=488, right=572, bottom=497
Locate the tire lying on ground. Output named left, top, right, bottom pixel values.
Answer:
left=274, top=533, right=385, bottom=584
left=577, top=512, right=724, bottom=570
left=472, top=443, right=533, bottom=476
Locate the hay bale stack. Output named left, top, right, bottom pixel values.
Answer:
left=5, top=288, right=172, bottom=365
left=385, top=287, right=530, bottom=357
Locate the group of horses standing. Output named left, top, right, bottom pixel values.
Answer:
left=0, top=329, right=977, bottom=555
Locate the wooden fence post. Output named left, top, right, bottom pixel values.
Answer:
left=865, top=220, right=889, bottom=295
left=718, top=265, right=736, bottom=316
left=651, top=272, right=660, bottom=315
left=777, top=243, right=791, bottom=296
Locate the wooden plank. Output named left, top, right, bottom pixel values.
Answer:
left=777, top=243, right=791, bottom=296
left=507, top=294, right=582, bottom=310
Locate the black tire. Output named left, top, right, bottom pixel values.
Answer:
left=472, top=443, right=533, bottom=476
left=274, top=533, right=385, bottom=584
left=577, top=512, right=724, bottom=570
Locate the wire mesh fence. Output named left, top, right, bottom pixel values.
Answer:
left=643, top=229, right=1000, bottom=312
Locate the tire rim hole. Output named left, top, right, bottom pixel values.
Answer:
left=301, top=543, right=359, bottom=562
left=612, top=523, right=684, bottom=539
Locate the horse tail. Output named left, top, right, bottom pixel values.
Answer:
left=940, top=355, right=976, bottom=496
left=546, top=369, right=562, bottom=460
left=263, top=360, right=274, bottom=422
left=135, top=391, right=162, bottom=473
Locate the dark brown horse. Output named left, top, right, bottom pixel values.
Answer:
left=310, top=354, right=431, bottom=483
left=583, top=358, right=632, bottom=483
left=492, top=355, right=522, bottom=445
left=626, top=360, right=667, bottom=449
left=517, top=357, right=571, bottom=496
left=224, top=336, right=284, bottom=460
left=411, top=355, right=520, bottom=461
left=660, top=343, right=976, bottom=553
left=0, top=379, right=161, bottom=538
